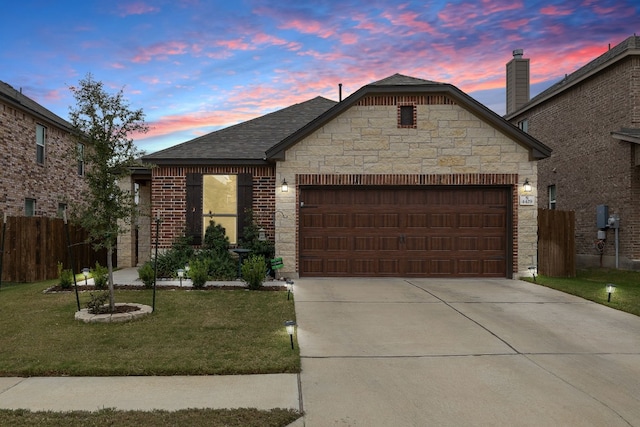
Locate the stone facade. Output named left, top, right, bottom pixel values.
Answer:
left=508, top=54, right=640, bottom=269
left=0, top=96, right=87, bottom=218
left=276, top=99, right=538, bottom=277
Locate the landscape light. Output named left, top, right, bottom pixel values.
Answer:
left=606, top=283, right=616, bottom=302
left=177, top=268, right=185, bottom=287
left=284, top=320, right=296, bottom=349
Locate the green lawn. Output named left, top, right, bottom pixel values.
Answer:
left=522, top=268, right=640, bottom=317
left=0, top=280, right=301, bottom=426
left=0, top=280, right=299, bottom=376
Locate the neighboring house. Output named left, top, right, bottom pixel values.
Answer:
left=136, top=74, right=550, bottom=278
left=0, top=81, right=87, bottom=217
left=505, top=35, right=640, bottom=270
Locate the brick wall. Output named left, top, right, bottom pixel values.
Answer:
left=509, top=56, right=640, bottom=268
left=0, top=100, right=87, bottom=217
left=151, top=165, right=275, bottom=249
left=276, top=97, right=539, bottom=277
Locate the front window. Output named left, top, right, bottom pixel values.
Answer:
left=25, top=198, right=36, bottom=217
left=36, top=124, right=46, bottom=164
left=203, top=175, right=238, bottom=244
left=548, top=185, right=556, bottom=210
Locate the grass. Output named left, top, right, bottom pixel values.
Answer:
left=0, top=408, right=300, bottom=427
left=0, top=280, right=299, bottom=376
left=522, top=268, right=640, bottom=316
left=0, top=279, right=301, bottom=425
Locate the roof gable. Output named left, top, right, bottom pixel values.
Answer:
left=266, top=73, right=550, bottom=160
left=0, top=80, right=73, bottom=131
left=143, top=96, right=337, bottom=165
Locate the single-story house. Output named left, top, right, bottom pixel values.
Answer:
left=125, top=74, right=550, bottom=278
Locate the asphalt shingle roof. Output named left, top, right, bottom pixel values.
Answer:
left=143, top=96, right=337, bottom=164
left=0, top=80, right=73, bottom=131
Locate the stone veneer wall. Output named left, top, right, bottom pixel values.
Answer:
left=275, top=99, right=538, bottom=277
left=0, top=99, right=88, bottom=217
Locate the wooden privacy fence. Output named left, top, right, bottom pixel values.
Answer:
left=0, top=216, right=111, bottom=283
left=537, top=208, right=575, bottom=277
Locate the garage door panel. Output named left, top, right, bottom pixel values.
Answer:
left=354, top=236, right=377, bottom=251
left=301, top=213, right=323, bottom=228
left=407, top=213, right=428, bottom=227
left=379, top=236, right=400, bottom=251
left=354, top=213, right=376, bottom=227
left=327, top=236, right=349, bottom=251
left=299, top=186, right=509, bottom=277
left=405, top=236, right=428, bottom=251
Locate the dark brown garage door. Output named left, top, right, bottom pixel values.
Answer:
left=299, top=186, right=510, bottom=277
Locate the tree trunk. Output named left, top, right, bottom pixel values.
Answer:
left=107, top=245, right=115, bottom=311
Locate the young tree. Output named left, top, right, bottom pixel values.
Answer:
left=69, top=73, right=148, bottom=311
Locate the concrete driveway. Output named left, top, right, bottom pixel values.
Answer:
left=294, top=278, right=640, bottom=426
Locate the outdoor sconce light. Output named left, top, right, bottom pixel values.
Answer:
left=284, top=320, right=296, bottom=349
left=528, top=266, right=537, bottom=282
left=286, top=279, right=294, bottom=300
left=258, top=228, right=266, bottom=241
left=523, top=178, right=532, bottom=193
left=177, top=268, right=185, bottom=287
left=606, top=283, right=616, bottom=302
left=281, top=179, right=288, bottom=192
left=82, top=268, right=90, bottom=285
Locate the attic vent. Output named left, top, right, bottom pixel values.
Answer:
left=398, top=104, right=416, bottom=128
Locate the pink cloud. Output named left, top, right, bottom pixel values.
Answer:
left=117, top=2, right=159, bottom=17
left=216, top=38, right=252, bottom=51
left=279, top=18, right=335, bottom=39
left=381, top=10, right=437, bottom=36
left=131, top=41, right=189, bottom=63
left=111, top=62, right=126, bottom=69
left=539, top=5, right=574, bottom=16
left=501, top=18, right=531, bottom=31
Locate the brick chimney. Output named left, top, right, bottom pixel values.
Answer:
left=506, top=49, right=530, bottom=115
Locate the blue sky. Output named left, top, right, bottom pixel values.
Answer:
left=1, top=0, right=638, bottom=153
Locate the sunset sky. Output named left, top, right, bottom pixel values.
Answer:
left=1, top=1, right=638, bottom=154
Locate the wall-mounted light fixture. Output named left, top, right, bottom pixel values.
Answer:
left=258, top=228, right=266, bottom=241
left=523, top=178, right=532, bottom=193
left=281, top=179, right=288, bottom=192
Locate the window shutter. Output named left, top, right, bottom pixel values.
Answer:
left=237, top=173, right=253, bottom=242
left=186, top=173, right=203, bottom=245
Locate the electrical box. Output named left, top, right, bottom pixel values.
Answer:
left=608, top=215, right=620, bottom=229
left=597, top=230, right=606, bottom=240
left=596, top=205, right=609, bottom=229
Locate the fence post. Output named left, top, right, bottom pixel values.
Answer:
left=64, top=210, right=81, bottom=311
left=0, top=213, right=6, bottom=292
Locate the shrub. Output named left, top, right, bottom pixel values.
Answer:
left=241, top=255, right=267, bottom=290
left=86, top=291, right=110, bottom=314
left=238, top=209, right=275, bottom=275
left=189, top=259, right=210, bottom=289
left=91, top=262, right=108, bottom=289
left=137, top=262, right=155, bottom=288
left=57, top=262, right=73, bottom=289
left=154, top=235, right=195, bottom=278
left=203, top=220, right=230, bottom=255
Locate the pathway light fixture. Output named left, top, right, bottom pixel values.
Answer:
left=82, top=268, right=90, bottom=286
left=606, top=283, right=616, bottom=302
left=177, top=268, right=185, bottom=287
left=284, top=320, right=296, bottom=349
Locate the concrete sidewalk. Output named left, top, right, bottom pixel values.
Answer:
left=0, top=375, right=300, bottom=412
